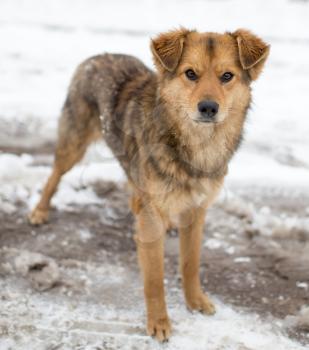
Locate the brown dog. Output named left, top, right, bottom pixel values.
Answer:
left=28, top=28, right=269, bottom=341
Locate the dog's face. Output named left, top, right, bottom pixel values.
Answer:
left=151, top=28, right=270, bottom=125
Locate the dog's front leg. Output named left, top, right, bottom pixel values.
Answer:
left=179, top=206, right=216, bottom=315
left=134, top=204, right=171, bottom=342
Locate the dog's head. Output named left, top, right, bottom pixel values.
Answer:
left=151, top=28, right=270, bottom=125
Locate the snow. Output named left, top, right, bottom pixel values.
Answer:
left=0, top=151, right=125, bottom=212
left=234, top=257, right=251, bottom=263
left=1, top=0, right=309, bottom=348
left=217, top=189, right=309, bottom=239
left=0, top=284, right=307, bottom=350
left=1, top=0, right=309, bottom=187
left=285, top=306, right=309, bottom=333
left=296, top=282, right=309, bottom=291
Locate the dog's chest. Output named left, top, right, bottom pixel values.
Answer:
left=191, top=190, right=208, bottom=206
left=158, top=177, right=223, bottom=218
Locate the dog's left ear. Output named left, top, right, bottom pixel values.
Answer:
left=233, top=29, right=270, bottom=80
left=151, top=28, right=191, bottom=73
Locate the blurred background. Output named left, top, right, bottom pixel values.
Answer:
left=1, top=0, right=309, bottom=188
left=1, top=1, right=309, bottom=349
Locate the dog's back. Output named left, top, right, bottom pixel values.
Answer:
left=61, top=53, right=155, bottom=176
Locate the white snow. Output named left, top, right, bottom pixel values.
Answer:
left=0, top=151, right=125, bottom=212
left=0, top=286, right=307, bottom=350
left=234, top=257, right=251, bottom=263
left=284, top=306, right=309, bottom=333
left=296, top=282, right=309, bottom=291
left=217, top=189, right=309, bottom=239
left=1, top=0, right=309, bottom=187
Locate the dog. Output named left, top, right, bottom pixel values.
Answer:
left=28, top=28, right=269, bottom=341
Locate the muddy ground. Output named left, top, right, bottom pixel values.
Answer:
left=0, top=146, right=309, bottom=348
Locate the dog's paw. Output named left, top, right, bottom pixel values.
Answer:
left=186, top=293, right=216, bottom=315
left=147, top=315, right=171, bottom=342
left=28, top=208, right=49, bottom=226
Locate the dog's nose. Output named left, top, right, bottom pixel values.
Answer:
left=198, top=100, right=219, bottom=120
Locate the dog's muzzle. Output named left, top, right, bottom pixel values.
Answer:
left=197, top=100, right=219, bottom=123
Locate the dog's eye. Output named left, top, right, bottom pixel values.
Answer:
left=185, top=69, right=198, bottom=81
left=220, top=72, right=234, bottom=83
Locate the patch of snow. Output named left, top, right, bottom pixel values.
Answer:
left=250, top=208, right=309, bottom=239
left=204, top=237, right=236, bottom=256
left=168, top=301, right=306, bottom=350
left=0, top=292, right=307, bottom=350
left=284, top=306, right=309, bottom=332
left=0, top=152, right=125, bottom=213
left=234, top=257, right=251, bottom=263
left=227, top=150, right=309, bottom=188
left=51, top=186, right=103, bottom=211
left=218, top=190, right=309, bottom=239
left=217, top=190, right=254, bottom=220
left=296, top=282, right=308, bottom=291
left=79, top=229, right=93, bottom=243
left=225, top=246, right=236, bottom=255
left=204, top=238, right=222, bottom=250
left=0, top=200, right=16, bottom=214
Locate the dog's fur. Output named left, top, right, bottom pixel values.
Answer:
left=29, top=28, right=269, bottom=341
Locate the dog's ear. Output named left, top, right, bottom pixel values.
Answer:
left=233, top=29, right=270, bottom=80
left=151, top=28, right=191, bottom=73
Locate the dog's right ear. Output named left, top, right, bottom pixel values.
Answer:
left=151, top=28, right=190, bottom=73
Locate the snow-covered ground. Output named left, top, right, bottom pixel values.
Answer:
left=0, top=282, right=307, bottom=350
left=1, top=0, right=309, bottom=349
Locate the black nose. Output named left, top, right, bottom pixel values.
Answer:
left=198, top=100, right=219, bottom=120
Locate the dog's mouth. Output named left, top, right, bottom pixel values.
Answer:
left=193, top=118, right=218, bottom=124
left=192, top=112, right=226, bottom=125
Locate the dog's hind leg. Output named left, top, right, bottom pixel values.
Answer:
left=28, top=94, right=101, bottom=225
